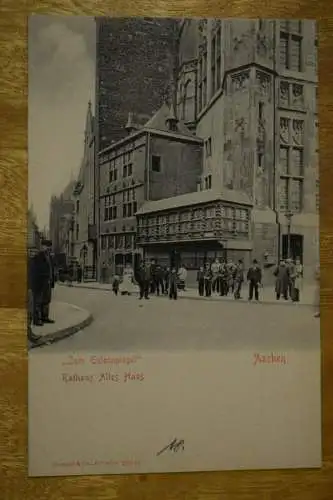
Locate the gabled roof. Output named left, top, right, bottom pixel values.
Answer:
left=144, top=103, right=195, bottom=138
left=136, top=189, right=252, bottom=215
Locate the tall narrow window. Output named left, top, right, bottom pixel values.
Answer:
left=280, top=146, right=289, bottom=175
left=279, top=178, right=289, bottom=211
left=280, top=32, right=289, bottom=69
left=205, top=137, right=212, bottom=157
left=198, top=58, right=203, bottom=112
left=216, top=27, right=221, bottom=89
left=151, top=155, right=161, bottom=173
left=211, top=35, right=216, bottom=96
left=290, top=36, right=302, bottom=71
left=259, top=101, right=264, bottom=121
left=258, top=152, right=264, bottom=169
left=290, top=179, right=303, bottom=212
left=280, top=22, right=303, bottom=72
left=279, top=115, right=304, bottom=213
left=202, top=50, right=207, bottom=107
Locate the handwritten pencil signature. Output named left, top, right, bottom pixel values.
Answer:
left=156, top=438, right=185, bottom=456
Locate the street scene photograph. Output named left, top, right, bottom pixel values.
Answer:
left=28, top=16, right=320, bottom=353
left=27, top=16, right=322, bottom=478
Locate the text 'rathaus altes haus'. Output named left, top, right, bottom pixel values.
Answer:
left=54, top=19, right=318, bottom=285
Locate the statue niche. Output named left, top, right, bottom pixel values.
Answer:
left=256, top=31, right=273, bottom=60
left=256, top=70, right=271, bottom=98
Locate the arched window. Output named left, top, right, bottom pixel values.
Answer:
left=182, top=79, right=191, bottom=121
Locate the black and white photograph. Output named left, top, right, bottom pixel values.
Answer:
left=28, top=16, right=321, bottom=477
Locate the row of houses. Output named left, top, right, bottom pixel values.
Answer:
left=49, top=18, right=319, bottom=284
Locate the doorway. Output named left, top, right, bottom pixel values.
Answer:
left=282, top=234, right=303, bottom=263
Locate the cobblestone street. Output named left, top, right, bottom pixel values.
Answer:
left=32, top=284, right=319, bottom=353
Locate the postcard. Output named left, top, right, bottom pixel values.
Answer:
left=28, top=16, right=321, bottom=477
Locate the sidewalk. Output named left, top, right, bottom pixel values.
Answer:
left=29, top=301, right=93, bottom=349
left=58, top=281, right=316, bottom=307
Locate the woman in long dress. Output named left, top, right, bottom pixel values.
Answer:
left=119, top=263, right=135, bottom=295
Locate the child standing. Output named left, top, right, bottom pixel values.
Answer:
left=169, top=268, right=178, bottom=300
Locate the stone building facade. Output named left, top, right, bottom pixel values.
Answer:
left=136, top=189, right=252, bottom=283
left=95, top=17, right=179, bottom=151
left=49, top=180, right=75, bottom=257
left=98, top=103, right=202, bottom=279
left=94, top=18, right=318, bottom=283
left=170, top=19, right=318, bottom=281
left=72, top=101, right=96, bottom=275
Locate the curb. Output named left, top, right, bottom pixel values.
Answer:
left=178, top=294, right=313, bottom=308
left=29, top=306, right=93, bottom=349
left=58, top=282, right=113, bottom=292
left=58, top=282, right=313, bottom=308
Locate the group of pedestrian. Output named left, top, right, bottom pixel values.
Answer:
left=109, top=256, right=320, bottom=316
left=273, top=258, right=303, bottom=302
left=27, top=239, right=55, bottom=344
left=195, top=257, right=306, bottom=304
left=196, top=258, right=247, bottom=299
left=112, top=260, right=188, bottom=301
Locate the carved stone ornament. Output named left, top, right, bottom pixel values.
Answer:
left=256, top=70, right=271, bottom=97
left=233, top=31, right=252, bottom=52
left=256, top=31, right=273, bottom=58
left=279, top=81, right=289, bottom=106
left=212, top=19, right=221, bottom=31
left=291, top=84, right=304, bottom=107
left=280, top=117, right=289, bottom=143
left=292, top=120, right=304, bottom=145
left=257, top=122, right=265, bottom=143
left=184, top=60, right=197, bottom=73
left=235, top=117, right=246, bottom=133
left=231, top=70, right=250, bottom=92
left=198, top=19, right=207, bottom=32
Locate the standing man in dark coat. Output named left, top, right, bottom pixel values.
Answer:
left=27, top=251, right=41, bottom=343
left=234, top=260, right=244, bottom=300
left=137, top=260, right=151, bottom=300
left=247, top=259, right=262, bottom=301
left=196, top=266, right=205, bottom=297
left=204, top=262, right=213, bottom=297
left=163, top=266, right=170, bottom=295
left=273, top=260, right=289, bottom=300
left=33, top=239, right=55, bottom=325
left=169, top=268, right=178, bottom=300
left=150, top=259, right=157, bottom=294
left=154, top=264, right=164, bottom=296
left=219, top=261, right=228, bottom=296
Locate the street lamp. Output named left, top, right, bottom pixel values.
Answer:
left=285, top=210, right=293, bottom=259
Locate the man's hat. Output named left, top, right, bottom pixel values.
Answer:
left=41, top=239, right=52, bottom=247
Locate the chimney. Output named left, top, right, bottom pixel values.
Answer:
left=165, top=102, right=178, bottom=132
left=125, top=112, right=137, bottom=135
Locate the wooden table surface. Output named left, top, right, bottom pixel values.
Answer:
left=1, top=1, right=332, bottom=499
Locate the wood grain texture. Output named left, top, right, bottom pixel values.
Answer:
left=0, top=1, right=332, bottom=498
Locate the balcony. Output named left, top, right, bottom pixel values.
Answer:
left=88, top=224, right=97, bottom=241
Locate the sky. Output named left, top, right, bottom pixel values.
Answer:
left=28, top=15, right=96, bottom=229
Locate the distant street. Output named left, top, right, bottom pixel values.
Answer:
left=30, top=284, right=319, bottom=353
